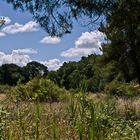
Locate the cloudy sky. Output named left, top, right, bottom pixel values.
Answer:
left=0, top=1, right=105, bottom=71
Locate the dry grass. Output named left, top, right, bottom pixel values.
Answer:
left=1, top=93, right=140, bottom=139
left=0, top=94, right=6, bottom=101
left=88, top=93, right=140, bottom=119
left=1, top=100, right=74, bottom=139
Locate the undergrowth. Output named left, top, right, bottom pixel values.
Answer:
left=1, top=93, right=140, bottom=139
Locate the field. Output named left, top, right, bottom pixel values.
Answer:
left=0, top=1, right=139, bottom=139
left=1, top=90, right=140, bottom=140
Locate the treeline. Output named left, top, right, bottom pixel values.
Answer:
left=48, top=55, right=105, bottom=92
left=0, top=51, right=139, bottom=92
left=1, top=52, right=138, bottom=93
left=48, top=54, right=139, bottom=93
left=0, top=61, right=48, bottom=86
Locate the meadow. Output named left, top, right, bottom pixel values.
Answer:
left=0, top=79, right=140, bottom=140
left=0, top=1, right=140, bottom=139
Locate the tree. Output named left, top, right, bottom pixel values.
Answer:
left=0, top=64, right=23, bottom=85
left=101, top=0, right=140, bottom=84
left=4, top=0, right=113, bottom=36
left=22, top=61, right=48, bottom=82
left=47, top=71, right=60, bottom=85
left=47, top=55, right=106, bottom=92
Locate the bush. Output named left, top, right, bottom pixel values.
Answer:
left=12, top=78, right=69, bottom=102
left=104, top=81, right=140, bottom=97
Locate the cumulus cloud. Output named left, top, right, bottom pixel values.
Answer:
left=0, top=48, right=37, bottom=67
left=75, top=31, right=104, bottom=49
left=2, top=21, right=39, bottom=34
left=40, top=36, right=61, bottom=44
left=61, top=31, right=105, bottom=58
left=40, top=59, right=63, bottom=71
left=61, top=48, right=101, bottom=58
left=0, top=48, right=62, bottom=71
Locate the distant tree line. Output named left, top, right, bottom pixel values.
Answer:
left=48, top=54, right=140, bottom=93
left=48, top=54, right=133, bottom=93
left=0, top=52, right=139, bottom=92
left=0, top=61, right=48, bottom=86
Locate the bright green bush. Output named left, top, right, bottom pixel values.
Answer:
left=12, top=78, right=69, bottom=102
left=104, top=81, right=140, bottom=97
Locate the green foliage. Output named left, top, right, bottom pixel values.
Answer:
left=12, top=78, right=69, bottom=102
left=49, top=54, right=106, bottom=92
left=101, top=0, right=140, bottom=84
left=48, top=54, right=129, bottom=93
left=105, top=81, right=140, bottom=97
left=47, top=71, right=60, bottom=85
left=0, top=64, right=23, bottom=86
left=35, top=104, right=42, bottom=139
left=0, top=62, right=48, bottom=86
left=22, top=61, right=48, bottom=82
left=0, top=107, right=11, bottom=140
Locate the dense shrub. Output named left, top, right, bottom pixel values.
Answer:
left=104, top=81, right=140, bottom=97
left=12, top=78, right=69, bottom=102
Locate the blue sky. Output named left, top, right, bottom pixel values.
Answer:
left=0, top=1, right=104, bottom=70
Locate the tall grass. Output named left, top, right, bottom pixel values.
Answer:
left=1, top=91, right=140, bottom=139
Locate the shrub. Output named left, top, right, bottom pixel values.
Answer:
left=12, top=78, right=69, bottom=102
left=104, top=81, right=140, bottom=97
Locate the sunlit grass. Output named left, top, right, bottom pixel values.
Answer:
left=1, top=90, right=140, bottom=139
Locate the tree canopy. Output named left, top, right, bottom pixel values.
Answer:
left=48, top=54, right=110, bottom=92
left=4, top=0, right=114, bottom=36
left=0, top=61, right=48, bottom=85
left=22, top=61, right=48, bottom=82
left=100, top=0, right=140, bottom=84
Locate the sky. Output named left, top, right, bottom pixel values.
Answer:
left=0, top=1, right=105, bottom=71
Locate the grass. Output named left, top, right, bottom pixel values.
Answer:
left=1, top=91, right=140, bottom=140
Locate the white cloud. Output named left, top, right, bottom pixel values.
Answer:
left=40, top=36, right=61, bottom=44
left=0, top=48, right=62, bottom=71
left=0, top=52, right=5, bottom=57
left=12, top=48, right=37, bottom=55
left=40, top=59, right=63, bottom=71
left=75, top=31, right=104, bottom=49
left=61, top=30, right=105, bottom=58
left=61, top=48, right=102, bottom=58
left=0, top=48, right=37, bottom=67
left=0, top=32, right=6, bottom=37
left=2, top=21, right=39, bottom=34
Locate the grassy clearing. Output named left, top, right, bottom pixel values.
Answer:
left=1, top=91, right=140, bottom=140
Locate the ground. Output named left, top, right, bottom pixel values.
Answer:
left=0, top=94, right=6, bottom=101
